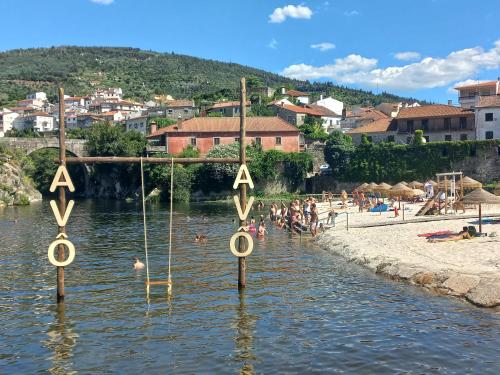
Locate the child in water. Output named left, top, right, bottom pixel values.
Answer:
left=249, top=217, right=256, bottom=233
left=133, top=257, right=145, bottom=270
left=257, top=222, right=267, bottom=238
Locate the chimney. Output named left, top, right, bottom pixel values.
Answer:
left=150, top=120, right=157, bottom=134
left=447, top=99, right=452, bottom=106
left=177, top=115, right=182, bottom=130
left=320, top=94, right=323, bottom=100
left=341, top=108, right=347, bottom=120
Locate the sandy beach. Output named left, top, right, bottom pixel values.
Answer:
left=314, top=200, right=500, bottom=308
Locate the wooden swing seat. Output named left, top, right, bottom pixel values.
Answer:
left=146, top=280, right=171, bottom=286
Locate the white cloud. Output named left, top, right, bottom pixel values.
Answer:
left=91, top=0, right=114, bottom=4
left=281, top=40, right=500, bottom=90
left=394, top=51, right=421, bottom=61
left=269, top=5, right=313, bottom=23
left=311, top=42, right=336, bottom=52
left=344, top=10, right=359, bottom=16
left=268, top=38, right=278, bottom=49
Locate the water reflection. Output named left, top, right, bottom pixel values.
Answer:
left=234, top=290, right=258, bottom=375
left=43, top=303, right=78, bottom=375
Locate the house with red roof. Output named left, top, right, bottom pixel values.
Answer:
left=147, top=117, right=300, bottom=155
left=347, top=104, right=475, bottom=144
left=204, top=101, right=251, bottom=117
left=455, top=80, right=500, bottom=109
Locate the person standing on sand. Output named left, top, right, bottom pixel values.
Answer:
left=310, top=203, right=319, bottom=237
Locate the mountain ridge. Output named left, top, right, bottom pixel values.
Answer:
left=0, top=46, right=422, bottom=106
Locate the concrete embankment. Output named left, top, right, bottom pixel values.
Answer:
left=315, top=202, right=500, bottom=308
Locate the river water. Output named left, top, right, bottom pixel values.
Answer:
left=1, top=200, right=499, bottom=374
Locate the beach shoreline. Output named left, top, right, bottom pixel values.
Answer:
left=314, top=201, right=500, bottom=309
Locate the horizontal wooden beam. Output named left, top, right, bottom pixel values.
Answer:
left=65, top=156, right=243, bottom=164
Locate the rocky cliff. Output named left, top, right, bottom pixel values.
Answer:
left=0, top=153, right=42, bottom=207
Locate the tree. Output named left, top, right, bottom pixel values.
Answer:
left=413, top=129, right=424, bottom=146
left=323, top=130, right=356, bottom=179
left=299, top=115, right=328, bottom=141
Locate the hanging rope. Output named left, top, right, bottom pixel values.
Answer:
left=140, top=157, right=151, bottom=296
left=167, top=157, right=174, bottom=295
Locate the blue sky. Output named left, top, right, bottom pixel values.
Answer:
left=1, top=0, right=500, bottom=103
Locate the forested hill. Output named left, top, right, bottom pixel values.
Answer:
left=0, top=46, right=421, bottom=106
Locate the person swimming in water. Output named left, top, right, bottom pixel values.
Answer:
left=249, top=217, right=256, bottom=233
left=195, top=234, right=208, bottom=243
left=133, top=257, right=145, bottom=270
left=257, top=222, right=267, bottom=238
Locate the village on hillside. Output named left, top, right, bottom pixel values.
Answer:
left=0, top=81, right=499, bottom=163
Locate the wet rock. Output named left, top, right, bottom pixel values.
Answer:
left=0, top=154, right=42, bottom=205
left=466, top=279, right=500, bottom=307
left=442, top=274, right=480, bottom=296
left=413, top=272, right=436, bottom=286
left=397, top=265, right=420, bottom=280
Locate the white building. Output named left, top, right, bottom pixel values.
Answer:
left=455, top=80, right=500, bottom=109
left=94, top=88, right=123, bottom=101
left=17, top=98, right=45, bottom=110
left=284, top=89, right=310, bottom=105
left=0, top=110, right=20, bottom=136
left=125, top=116, right=148, bottom=134
left=22, top=112, right=55, bottom=132
left=314, top=96, right=343, bottom=117
left=27, top=92, right=47, bottom=101
left=475, top=96, right=500, bottom=140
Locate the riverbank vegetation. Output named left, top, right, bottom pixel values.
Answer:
left=324, top=130, right=500, bottom=183
left=25, top=123, right=313, bottom=202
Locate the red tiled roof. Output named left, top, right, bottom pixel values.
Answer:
left=396, top=104, right=473, bottom=119
left=25, top=111, right=52, bottom=117
left=347, top=118, right=394, bottom=134
left=454, top=81, right=497, bottom=90
left=475, top=95, right=500, bottom=108
left=147, top=117, right=299, bottom=138
left=208, top=101, right=250, bottom=109
left=307, top=104, right=341, bottom=117
left=286, top=89, right=309, bottom=97
left=278, top=104, right=324, bottom=116
left=164, top=99, right=195, bottom=108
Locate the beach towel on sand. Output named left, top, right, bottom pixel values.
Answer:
left=417, top=230, right=453, bottom=238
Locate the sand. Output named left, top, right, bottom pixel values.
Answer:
left=314, top=200, right=500, bottom=308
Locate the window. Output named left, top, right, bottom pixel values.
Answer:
left=406, top=120, right=414, bottom=132
left=460, top=134, right=468, bottom=141
left=387, top=135, right=395, bottom=142
left=234, top=137, right=240, bottom=143
left=485, top=131, right=494, bottom=140
left=444, top=118, right=451, bottom=130
left=184, top=109, right=189, bottom=113
left=367, top=136, right=373, bottom=142
left=275, top=137, right=282, bottom=145
left=421, top=119, right=429, bottom=131
left=423, top=136, right=430, bottom=143
left=485, top=113, right=494, bottom=122
left=213, top=137, right=220, bottom=145
left=255, top=137, right=262, bottom=145
left=445, top=134, right=452, bottom=141
left=190, top=137, right=197, bottom=146
left=168, top=109, right=173, bottom=114
left=459, top=117, right=467, bottom=129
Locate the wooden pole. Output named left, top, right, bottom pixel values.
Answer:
left=444, top=177, right=448, bottom=215
left=238, top=77, right=247, bottom=290
left=402, top=203, right=405, bottom=221
left=57, top=87, right=66, bottom=303
left=66, top=157, right=243, bottom=164
left=479, top=203, right=482, bottom=234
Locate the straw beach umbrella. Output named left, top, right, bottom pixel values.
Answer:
left=411, top=188, right=426, bottom=197
left=376, top=182, right=392, bottom=192
left=409, top=180, right=424, bottom=189
left=459, top=176, right=483, bottom=190
left=399, top=181, right=409, bottom=186
left=390, top=183, right=412, bottom=209
left=426, top=179, right=438, bottom=187
left=365, top=182, right=380, bottom=192
left=356, top=183, right=369, bottom=191
left=460, top=188, right=500, bottom=232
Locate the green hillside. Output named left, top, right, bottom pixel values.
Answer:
left=0, top=46, right=421, bottom=106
